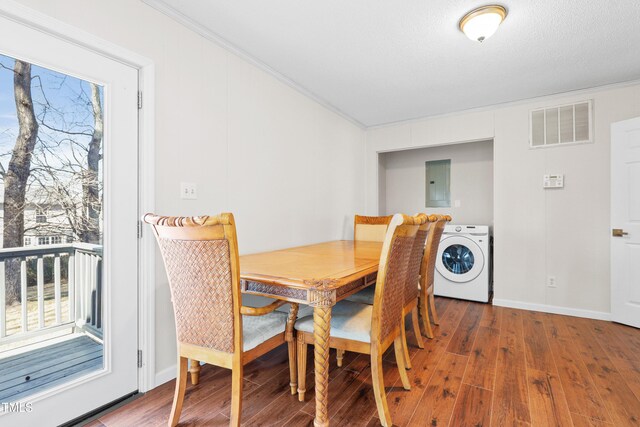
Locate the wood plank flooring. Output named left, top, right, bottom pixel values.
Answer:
left=0, top=334, right=103, bottom=402
left=84, top=299, right=640, bottom=426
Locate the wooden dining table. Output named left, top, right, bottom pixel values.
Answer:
left=239, top=240, right=383, bottom=427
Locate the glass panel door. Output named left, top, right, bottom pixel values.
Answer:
left=0, top=52, right=106, bottom=402
left=0, top=13, right=138, bottom=426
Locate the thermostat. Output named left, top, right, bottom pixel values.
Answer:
left=543, top=174, right=564, bottom=188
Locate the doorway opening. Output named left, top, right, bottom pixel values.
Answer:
left=377, top=139, right=494, bottom=228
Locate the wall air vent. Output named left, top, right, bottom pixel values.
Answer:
left=530, top=100, right=592, bottom=148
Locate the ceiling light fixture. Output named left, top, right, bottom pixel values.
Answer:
left=459, top=5, right=507, bottom=43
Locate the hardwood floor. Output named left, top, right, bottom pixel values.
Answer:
left=83, top=298, right=640, bottom=427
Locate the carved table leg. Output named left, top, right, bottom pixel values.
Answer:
left=313, top=305, right=332, bottom=427
left=189, top=359, right=201, bottom=385
left=286, top=303, right=300, bottom=395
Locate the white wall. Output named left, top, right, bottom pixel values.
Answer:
left=366, top=83, right=640, bottom=318
left=380, top=140, right=493, bottom=226
left=13, top=0, right=366, bottom=380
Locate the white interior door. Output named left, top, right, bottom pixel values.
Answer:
left=0, top=14, right=139, bottom=426
left=611, top=117, right=640, bottom=328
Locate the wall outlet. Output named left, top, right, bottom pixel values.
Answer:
left=180, top=182, right=197, bottom=200
left=547, top=276, right=557, bottom=288
left=454, top=199, right=461, bottom=207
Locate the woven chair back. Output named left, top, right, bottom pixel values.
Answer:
left=144, top=213, right=242, bottom=354
left=422, top=215, right=452, bottom=290
left=404, top=215, right=433, bottom=304
left=372, top=214, right=426, bottom=343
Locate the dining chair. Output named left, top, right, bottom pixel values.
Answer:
left=338, top=214, right=394, bottom=366
left=398, top=213, right=435, bottom=369
left=345, top=214, right=392, bottom=308
left=143, top=213, right=298, bottom=427
left=295, top=213, right=426, bottom=427
left=346, top=213, right=434, bottom=369
left=354, top=214, right=394, bottom=242
left=419, top=214, right=452, bottom=338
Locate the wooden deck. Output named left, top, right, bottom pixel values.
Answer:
left=84, top=298, right=640, bottom=427
left=0, top=335, right=103, bottom=402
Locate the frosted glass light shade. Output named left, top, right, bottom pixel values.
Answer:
left=459, top=6, right=507, bottom=43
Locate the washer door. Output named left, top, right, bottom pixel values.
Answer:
left=436, top=236, right=485, bottom=283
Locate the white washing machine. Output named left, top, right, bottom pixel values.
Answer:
left=434, top=224, right=491, bottom=303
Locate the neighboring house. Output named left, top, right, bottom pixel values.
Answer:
left=0, top=183, right=75, bottom=247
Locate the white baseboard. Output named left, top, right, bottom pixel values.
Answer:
left=154, top=365, right=177, bottom=387
left=492, top=299, right=611, bottom=321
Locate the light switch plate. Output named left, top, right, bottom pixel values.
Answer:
left=454, top=200, right=461, bottom=207
left=180, top=182, right=197, bottom=200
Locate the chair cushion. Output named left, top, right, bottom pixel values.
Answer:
left=344, top=286, right=375, bottom=305
left=295, top=300, right=372, bottom=343
left=242, top=294, right=313, bottom=317
left=243, top=311, right=288, bottom=351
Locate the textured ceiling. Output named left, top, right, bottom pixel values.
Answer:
left=146, top=0, right=640, bottom=126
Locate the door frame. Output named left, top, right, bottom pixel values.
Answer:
left=0, top=1, right=157, bottom=393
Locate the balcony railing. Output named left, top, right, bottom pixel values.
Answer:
left=0, top=243, right=103, bottom=347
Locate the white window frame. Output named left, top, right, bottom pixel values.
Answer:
left=35, top=207, right=48, bottom=223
